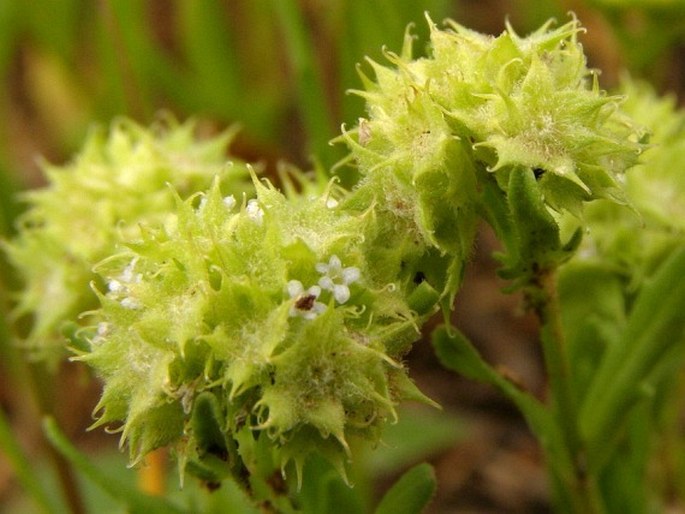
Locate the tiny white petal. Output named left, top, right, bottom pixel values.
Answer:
left=97, top=322, right=110, bottom=336
left=342, top=267, right=360, bottom=284
left=120, top=259, right=141, bottom=284
left=333, top=284, right=350, bottom=304
left=326, top=198, right=339, bottom=209
left=318, top=276, right=335, bottom=291
left=287, top=280, right=304, bottom=298
left=329, top=255, right=342, bottom=270
left=308, top=285, right=322, bottom=298
left=246, top=199, right=264, bottom=224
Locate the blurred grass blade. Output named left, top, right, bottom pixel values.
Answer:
left=0, top=0, right=22, bottom=73
left=101, top=0, right=184, bottom=119
left=43, top=417, right=187, bottom=514
left=374, top=463, right=436, bottom=514
left=0, top=409, right=57, bottom=514
left=580, top=244, right=685, bottom=466
left=21, top=0, right=80, bottom=62
left=271, top=0, right=338, bottom=166
left=176, top=0, right=241, bottom=108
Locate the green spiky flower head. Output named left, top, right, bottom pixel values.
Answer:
left=343, top=15, right=645, bottom=225
left=4, top=117, right=251, bottom=364
left=78, top=174, right=435, bottom=486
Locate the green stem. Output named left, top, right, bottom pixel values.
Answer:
left=538, top=270, right=605, bottom=514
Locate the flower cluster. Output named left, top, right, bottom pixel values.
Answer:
left=77, top=176, right=433, bottom=484
left=287, top=255, right=360, bottom=319
left=341, top=15, right=645, bottom=241
left=4, top=117, right=252, bottom=364
left=5, top=15, right=654, bottom=494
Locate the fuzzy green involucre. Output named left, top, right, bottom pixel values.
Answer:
left=341, top=15, right=645, bottom=232
left=4, top=117, right=251, bottom=363
left=78, top=175, right=435, bottom=484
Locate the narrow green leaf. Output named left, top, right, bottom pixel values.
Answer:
left=432, top=325, right=575, bottom=484
left=580, top=244, right=685, bottom=467
left=295, top=456, right=367, bottom=514
left=374, top=463, right=436, bottom=514
left=43, top=417, right=187, bottom=514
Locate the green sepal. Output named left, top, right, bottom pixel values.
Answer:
left=125, top=402, right=185, bottom=464
left=406, top=280, right=440, bottom=316
left=61, top=320, right=90, bottom=354
left=184, top=392, right=242, bottom=484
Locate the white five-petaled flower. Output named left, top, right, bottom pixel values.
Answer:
left=287, top=280, right=327, bottom=320
left=246, top=199, right=264, bottom=225
left=316, top=255, right=360, bottom=304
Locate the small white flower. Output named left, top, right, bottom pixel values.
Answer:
left=108, top=279, right=123, bottom=293
left=223, top=195, right=236, bottom=209
left=120, top=258, right=141, bottom=284
left=316, top=255, right=361, bottom=304
left=91, top=322, right=110, bottom=346
left=97, top=322, right=109, bottom=336
left=246, top=199, right=264, bottom=225
left=287, top=280, right=326, bottom=320
left=120, top=297, right=141, bottom=310
left=326, top=197, right=339, bottom=209
left=107, top=258, right=141, bottom=300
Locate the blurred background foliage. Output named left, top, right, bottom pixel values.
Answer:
left=0, top=1, right=684, bottom=513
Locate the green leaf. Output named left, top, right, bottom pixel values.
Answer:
left=294, top=456, right=367, bottom=514
left=374, top=463, right=436, bottom=514
left=365, top=405, right=464, bottom=476
left=432, top=325, right=575, bottom=485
